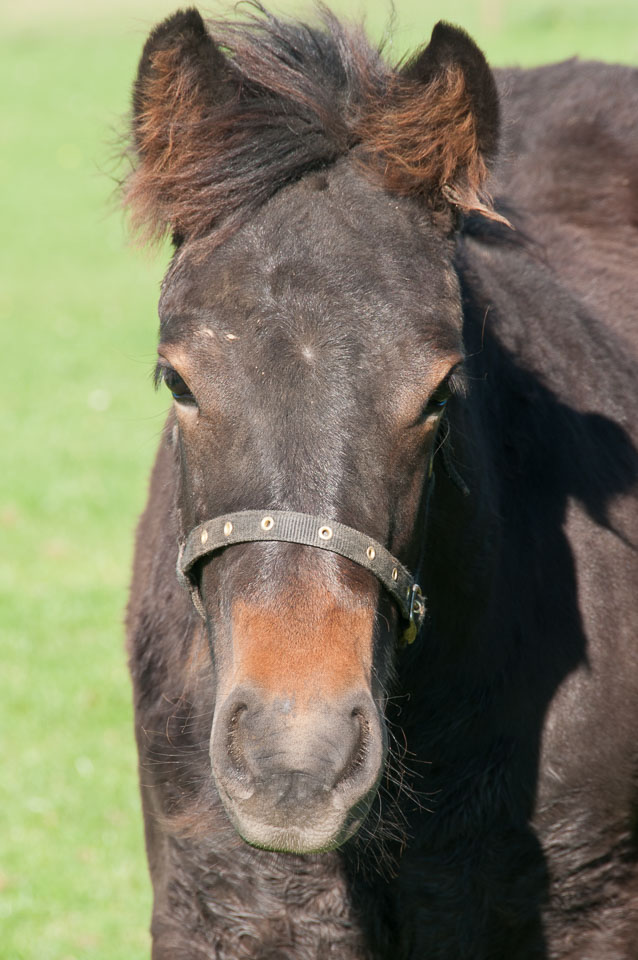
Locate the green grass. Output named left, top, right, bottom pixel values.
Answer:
left=2, top=2, right=637, bottom=958
left=0, top=26, right=169, bottom=960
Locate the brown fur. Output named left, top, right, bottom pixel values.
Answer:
left=122, top=10, right=638, bottom=955
left=123, top=8, right=506, bottom=247
left=356, top=67, right=487, bottom=207
left=127, top=42, right=229, bottom=243
left=231, top=594, right=375, bottom=702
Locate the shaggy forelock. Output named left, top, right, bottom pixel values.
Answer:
left=123, top=4, right=498, bottom=247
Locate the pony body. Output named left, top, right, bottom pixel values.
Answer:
left=125, top=8, right=638, bottom=957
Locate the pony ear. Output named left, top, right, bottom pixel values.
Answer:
left=359, top=22, right=508, bottom=225
left=126, top=8, right=237, bottom=243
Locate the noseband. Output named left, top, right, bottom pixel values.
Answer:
left=177, top=509, right=426, bottom=647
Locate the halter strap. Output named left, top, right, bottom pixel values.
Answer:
left=177, top=509, right=425, bottom=645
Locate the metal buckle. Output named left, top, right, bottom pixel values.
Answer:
left=401, top=583, right=425, bottom=647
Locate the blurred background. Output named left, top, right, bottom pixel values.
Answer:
left=2, top=1, right=637, bottom=957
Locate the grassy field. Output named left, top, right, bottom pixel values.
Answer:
left=2, top=2, right=637, bottom=958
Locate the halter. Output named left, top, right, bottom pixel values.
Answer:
left=177, top=509, right=426, bottom=647
left=175, top=420, right=468, bottom=648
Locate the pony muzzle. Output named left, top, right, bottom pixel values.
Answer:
left=210, top=686, right=385, bottom=853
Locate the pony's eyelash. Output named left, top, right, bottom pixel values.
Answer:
left=153, top=362, right=167, bottom=391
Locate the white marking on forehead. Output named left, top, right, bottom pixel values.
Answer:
left=302, top=345, right=315, bottom=360
left=225, top=332, right=238, bottom=341
left=201, top=328, right=214, bottom=338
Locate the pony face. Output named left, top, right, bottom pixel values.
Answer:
left=156, top=165, right=463, bottom=850
left=127, top=7, right=497, bottom=853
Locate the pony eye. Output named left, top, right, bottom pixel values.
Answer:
left=424, top=378, right=452, bottom=415
left=157, top=364, right=196, bottom=404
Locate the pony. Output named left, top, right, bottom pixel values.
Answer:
left=123, top=6, right=638, bottom=957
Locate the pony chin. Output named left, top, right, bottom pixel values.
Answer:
left=216, top=783, right=376, bottom=854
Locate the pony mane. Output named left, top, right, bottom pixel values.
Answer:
left=124, top=5, right=497, bottom=246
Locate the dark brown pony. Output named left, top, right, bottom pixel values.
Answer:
left=124, top=6, right=638, bottom=957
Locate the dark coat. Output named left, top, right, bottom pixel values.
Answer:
left=125, top=10, right=638, bottom=958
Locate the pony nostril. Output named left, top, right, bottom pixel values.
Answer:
left=228, top=703, right=247, bottom=731
left=227, top=703, right=247, bottom=757
left=333, top=708, right=372, bottom=791
left=217, top=701, right=255, bottom=800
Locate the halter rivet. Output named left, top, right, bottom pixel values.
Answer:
left=366, top=546, right=376, bottom=561
left=319, top=525, right=333, bottom=540
left=223, top=521, right=233, bottom=536
left=200, top=529, right=208, bottom=545
left=261, top=516, right=274, bottom=531
left=392, top=567, right=398, bottom=581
